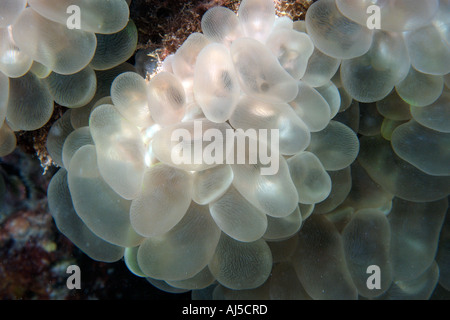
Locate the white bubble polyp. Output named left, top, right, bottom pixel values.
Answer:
left=42, top=0, right=450, bottom=300
left=0, top=0, right=139, bottom=162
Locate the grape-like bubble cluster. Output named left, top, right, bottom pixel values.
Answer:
left=45, top=0, right=449, bottom=299
left=0, top=0, right=136, bottom=156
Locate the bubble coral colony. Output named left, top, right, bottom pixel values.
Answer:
left=0, top=0, right=449, bottom=300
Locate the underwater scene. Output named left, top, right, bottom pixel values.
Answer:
left=0, top=0, right=449, bottom=301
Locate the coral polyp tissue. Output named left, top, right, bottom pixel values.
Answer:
left=2, top=0, right=448, bottom=299
left=0, top=0, right=137, bottom=158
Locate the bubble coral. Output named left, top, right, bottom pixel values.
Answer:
left=0, top=0, right=137, bottom=156
left=44, top=0, right=450, bottom=300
